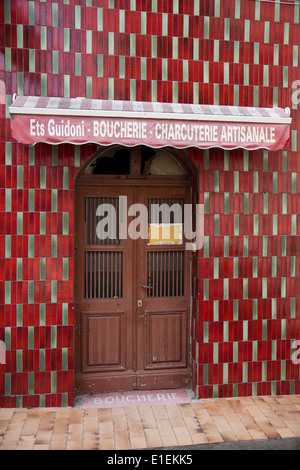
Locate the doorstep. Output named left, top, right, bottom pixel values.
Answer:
left=73, top=388, right=195, bottom=409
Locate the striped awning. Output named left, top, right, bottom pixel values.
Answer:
left=9, top=95, right=292, bottom=151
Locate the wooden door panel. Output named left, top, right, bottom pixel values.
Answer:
left=144, top=310, right=187, bottom=368
left=75, top=184, right=134, bottom=393
left=136, top=185, right=192, bottom=387
left=82, top=311, right=126, bottom=372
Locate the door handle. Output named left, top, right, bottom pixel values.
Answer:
left=140, top=284, right=153, bottom=289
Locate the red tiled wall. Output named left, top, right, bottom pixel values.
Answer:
left=190, top=146, right=300, bottom=398
left=0, top=0, right=299, bottom=406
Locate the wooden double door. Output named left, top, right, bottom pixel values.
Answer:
left=74, top=179, right=192, bottom=394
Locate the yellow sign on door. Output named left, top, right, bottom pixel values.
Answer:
left=149, top=223, right=183, bottom=245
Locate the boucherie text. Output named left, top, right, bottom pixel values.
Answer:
left=27, top=116, right=277, bottom=149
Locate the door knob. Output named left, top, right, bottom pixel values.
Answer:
left=141, top=284, right=153, bottom=289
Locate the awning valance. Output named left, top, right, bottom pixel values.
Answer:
left=9, top=96, right=292, bottom=151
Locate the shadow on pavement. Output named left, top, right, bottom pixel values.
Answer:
left=150, top=437, right=300, bottom=450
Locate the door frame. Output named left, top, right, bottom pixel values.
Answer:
left=74, top=146, right=198, bottom=395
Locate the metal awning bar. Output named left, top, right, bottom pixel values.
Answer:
left=10, top=95, right=292, bottom=124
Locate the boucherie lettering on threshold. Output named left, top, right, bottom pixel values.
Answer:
left=79, top=389, right=191, bottom=409
left=10, top=113, right=290, bottom=151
